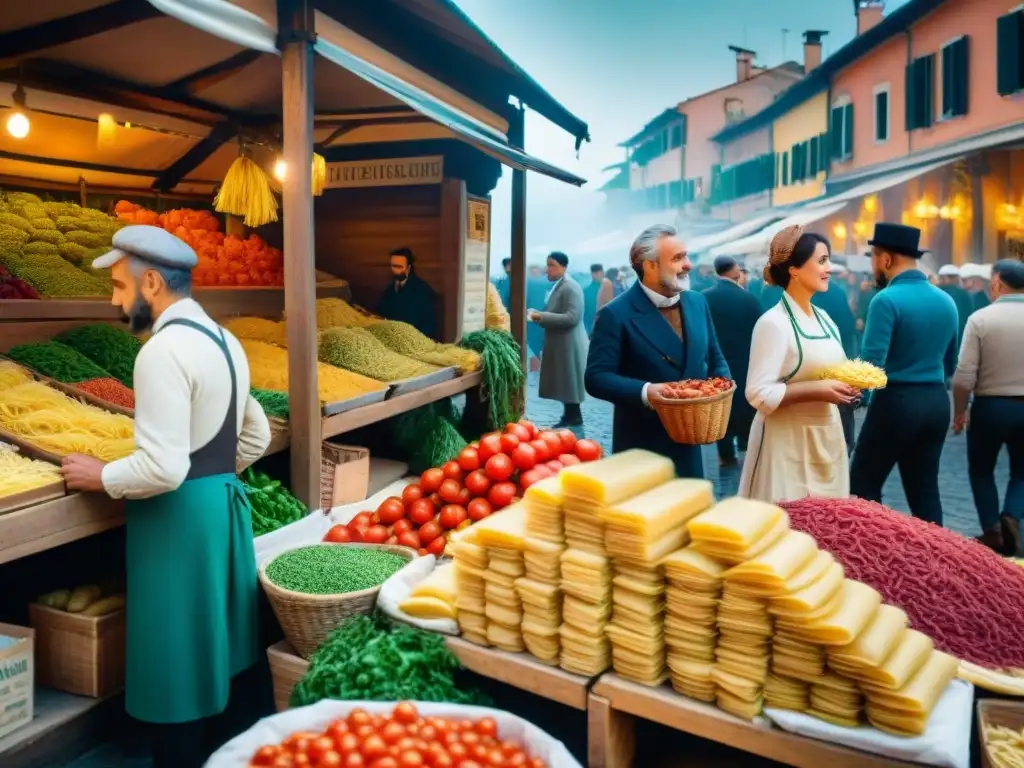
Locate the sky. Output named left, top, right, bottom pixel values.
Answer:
left=452, top=0, right=910, bottom=273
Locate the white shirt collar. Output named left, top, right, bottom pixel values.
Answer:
left=639, top=281, right=680, bottom=308
left=151, top=297, right=203, bottom=334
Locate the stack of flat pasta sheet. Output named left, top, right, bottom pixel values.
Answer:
left=602, top=479, right=714, bottom=686
left=520, top=476, right=566, bottom=663
left=524, top=476, right=564, bottom=543
left=400, top=562, right=457, bottom=620
left=471, top=504, right=528, bottom=652
left=559, top=547, right=613, bottom=675
left=663, top=547, right=725, bottom=701
left=453, top=536, right=489, bottom=645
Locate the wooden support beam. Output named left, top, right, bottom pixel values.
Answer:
left=0, top=149, right=164, bottom=178
left=152, top=123, right=236, bottom=191
left=508, top=105, right=528, bottom=376
left=0, top=0, right=160, bottom=67
left=164, top=51, right=263, bottom=95
left=279, top=0, right=320, bottom=509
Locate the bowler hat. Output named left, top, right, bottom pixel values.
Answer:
left=867, top=223, right=924, bottom=259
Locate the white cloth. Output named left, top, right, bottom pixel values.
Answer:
left=765, top=680, right=973, bottom=768
left=739, top=292, right=849, bottom=501
left=377, top=554, right=459, bottom=635
left=101, top=298, right=271, bottom=500
left=206, top=700, right=583, bottom=768
left=638, top=280, right=680, bottom=308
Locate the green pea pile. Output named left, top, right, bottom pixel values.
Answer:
left=7, top=341, right=111, bottom=383
left=265, top=545, right=408, bottom=594
left=55, top=324, right=142, bottom=388
left=290, top=614, right=491, bottom=707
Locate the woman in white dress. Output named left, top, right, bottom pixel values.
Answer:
left=739, top=225, right=859, bottom=502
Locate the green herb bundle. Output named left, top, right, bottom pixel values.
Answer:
left=458, top=329, right=525, bottom=430
left=7, top=341, right=111, bottom=383
left=54, top=324, right=142, bottom=387
left=243, top=467, right=307, bottom=537
left=250, top=388, right=290, bottom=419
left=290, top=614, right=490, bottom=708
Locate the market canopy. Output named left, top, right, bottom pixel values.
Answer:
left=709, top=202, right=849, bottom=258
left=0, top=0, right=589, bottom=195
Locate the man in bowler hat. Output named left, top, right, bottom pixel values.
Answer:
left=850, top=223, right=959, bottom=526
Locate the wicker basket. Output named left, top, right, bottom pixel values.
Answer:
left=978, top=700, right=1024, bottom=768
left=320, top=442, right=370, bottom=511
left=258, top=543, right=416, bottom=659
left=28, top=603, right=125, bottom=698
left=649, top=385, right=736, bottom=445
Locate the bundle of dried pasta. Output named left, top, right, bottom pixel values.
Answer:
left=818, top=359, right=887, bottom=390
left=0, top=449, right=62, bottom=497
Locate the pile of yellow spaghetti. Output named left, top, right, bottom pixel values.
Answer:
left=0, top=446, right=63, bottom=498
left=239, top=338, right=386, bottom=404
left=314, top=298, right=381, bottom=330
left=983, top=723, right=1024, bottom=768
left=818, top=359, right=888, bottom=390
left=0, top=361, right=32, bottom=389
left=0, top=381, right=134, bottom=461
left=223, top=316, right=290, bottom=347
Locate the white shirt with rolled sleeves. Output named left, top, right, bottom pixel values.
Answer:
left=100, top=298, right=272, bottom=500
left=638, top=282, right=681, bottom=408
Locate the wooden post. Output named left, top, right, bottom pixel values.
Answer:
left=439, top=178, right=468, bottom=343
left=279, top=0, right=320, bottom=508
left=508, top=105, right=528, bottom=378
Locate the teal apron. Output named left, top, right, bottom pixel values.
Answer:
left=125, top=319, right=259, bottom=724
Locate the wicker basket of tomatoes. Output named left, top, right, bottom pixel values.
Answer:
left=648, top=377, right=736, bottom=445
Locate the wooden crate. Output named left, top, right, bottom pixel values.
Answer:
left=266, top=641, right=309, bottom=712
left=28, top=604, right=125, bottom=698
left=979, top=699, right=1024, bottom=768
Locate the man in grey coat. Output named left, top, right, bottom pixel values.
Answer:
left=529, top=251, right=589, bottom=427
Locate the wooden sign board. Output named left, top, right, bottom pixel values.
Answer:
left=462, top=198, right=490, bottom=334
left=324, top=156, right=444, bottom=189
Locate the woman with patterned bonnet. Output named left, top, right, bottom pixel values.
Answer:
left=739, top=225, right=859, bottom=501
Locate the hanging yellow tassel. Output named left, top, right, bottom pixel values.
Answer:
left=312, top=153, right=327, bottom=196
left=214, top=156, right=279, bottom=228
left=96, top=113, right=117, bottom=149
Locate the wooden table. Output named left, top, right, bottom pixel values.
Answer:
left=0, top=494, right=124, bottom=565
left=588, top=674, right=917, bottom=768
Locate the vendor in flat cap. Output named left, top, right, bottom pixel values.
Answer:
left=702, top=255, right=762, bottom=466
left=59, top=224, right=271, bottom=768
left=850, top=223, right=958, bottom=527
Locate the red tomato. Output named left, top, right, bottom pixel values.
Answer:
left=318, top=752, right=343, bottom=768
left=528, top=759, right=546, bottom=768
left=368, top=758, right=398, bottom=768
left=351, top=512, right=373, bottom=530
left=518, top=469, right=545, bottom=490
left=510, top=443, right=537, bottom=471
left=401, top=484, right=424, bottom=505
left=393, top=702, right=419, bottom=724
left=252, top=746, right=281, bottom=765
left=397, top=752, right=424, bottom=768
left=504, top=752, right=527, bottom=767
left=362, top=525, right=389, bottom=544
left=348, top=526, right=365, bottom=543
left=456, top=487, right=472, bottom=506
left=438, top=479, right=462, bottom=504
left=361, top=734, right=388, bottom=760
left=420, top=468, right=445, bottom=493
left=407, top=499, right=436, bottom=526
left=325, top=720, right=349, bottom=743
left=418, top=520, right=443, bottom=545
left=448, top=743, right=468, bottom=760
left=310, top=736, right=338, bottom=761
left=545, top=460, right=563, bottom=474
left=505, top=422, right=532, bottom=442
left=380, top=722, right=406, bottom=745
left=396, top=531, right=421, bottom=549
left=477, top=433, right=503, bottom=463
left=376, top=497, right=406, bottom=525
left=539, top=431, right=562, bottom=454
left=392, top=519, right=413, bottom=536
left=487, top=482, right=517, bottom=510
left=427, top=535, right=447, bottom=557
left=466, top=497, right=492, bottom=521
left=457, top=447, right=481, bottom=473
left=418, top=548, right=429, bottom=556
left=386, top=535, right=398, bottom=545
left=464, top=470, right=491, bottom=496
left=484, top=454, right=514, bottom=482
left=431, top=753, right=454, bottom=768
left=555, top=429, right=577, bottom=453
left=499, top=433, right=520, bottom=454
left=442, top=461, right=464, bottom=481
left=574, top=439, right=603, bottom=462
left=343, top=754, right=365, bottom=768
left=474, top=718, right=498, bottom=739
left=429, top=493, right=445, bottom=509
left=528, top=438, right=552, bottom=462
left=557, top=453, right=581, bottom=466
left=286, top=731, right=320, bottom=753
left=439, top=505, right=467, bottom=529
left=323, top=525, right=352, bottom=543
left=518, top=419, right=538, bottom=438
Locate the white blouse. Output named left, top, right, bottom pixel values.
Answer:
left=745, top=292, right=841, bottom=416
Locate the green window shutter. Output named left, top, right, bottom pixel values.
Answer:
left=782, top=153, right=789, bottom=186
left=830, top=108, right=843, bottom=158
left=843, top=105, right=854, bottom=158
left=955, top=36, right=970, bottom=116
left=875, top=90, right=888, bottom=140
left=997, top=11, right=1023, bottom=96
left=941, top=44, right=953, bottom=116
left=921, top=54, right=935, bottom=128
left=809, top=136, right=819, bottom=175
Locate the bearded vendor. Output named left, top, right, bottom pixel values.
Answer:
left=59, top=225, right=272, bottom=768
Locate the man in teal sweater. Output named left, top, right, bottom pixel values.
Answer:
left=850, top=224, right=959, bottom=526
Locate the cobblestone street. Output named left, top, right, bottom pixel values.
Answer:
left=525, top=371, right=1010, bottom=538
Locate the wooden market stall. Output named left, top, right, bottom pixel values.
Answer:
left=0, top=1, right=589, bottom=761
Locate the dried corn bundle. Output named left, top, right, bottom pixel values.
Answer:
left=365, top=321, right=481, bottom=373
left=486, top=282, right=511, bottom=332
left=318, top=327, right=440, bottom=382
left=240, top=338, right=386, bottom=403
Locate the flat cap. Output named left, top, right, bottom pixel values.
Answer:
left=92, top=225, right=198, bottom=270
left=959, top=262, right=980, bottom=279
left=937, top=264, right=960, bottom=277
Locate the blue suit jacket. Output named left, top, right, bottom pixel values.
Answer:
left=585, top=282, right=731, bottom=478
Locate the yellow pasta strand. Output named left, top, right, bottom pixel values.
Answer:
left=239, top=338, right=386, bottom=403
left=0, top=381, right=134, bottom=461
left=313, top=298, right=381, bottom=330
left=0, top=361, right=32, bottom=390
left=0, top=448, right=63, bottom=497
left=223, top=316, right=290, bottom=347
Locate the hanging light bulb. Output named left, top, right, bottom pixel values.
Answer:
left=273, top=158, right=287, bottom=182
left=5, top=85, right=29, bottom=139
left=97, top=112, right=117, bottom=148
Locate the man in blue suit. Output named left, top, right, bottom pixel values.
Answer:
left=585, top=224, right=731, bottom=478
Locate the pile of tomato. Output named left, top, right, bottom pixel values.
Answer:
left=323, top=420, right=602, bottom=556
left=249, top=701, right=550, bottom=767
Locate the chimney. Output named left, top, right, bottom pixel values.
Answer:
left=729, top=45, right=757, bottom=82
left=803, top=30, right=828, bottom=72
left=855, top=0, right=884, bottom=35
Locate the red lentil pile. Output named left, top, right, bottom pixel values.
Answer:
left=76, top=377, right=135, bottom=409
left=781, top=496, right=1024, bottom=669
